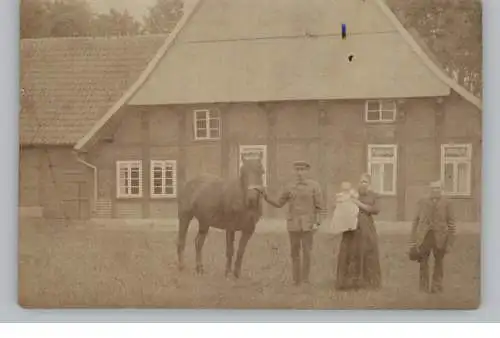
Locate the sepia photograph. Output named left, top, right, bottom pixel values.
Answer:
left=18, top=0, right=482, bottom=309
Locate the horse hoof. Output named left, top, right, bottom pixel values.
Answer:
left=196, top=266, right=204, bottom=275
left=233, top=271, right=240, bottom=279
left=178, top=264, right=185, bottom=271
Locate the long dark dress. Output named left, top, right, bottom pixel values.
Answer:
left=335, top=190, right=382, bottom=290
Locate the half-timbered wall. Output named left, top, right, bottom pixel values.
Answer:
left=87, top=93, right=481, bottom=222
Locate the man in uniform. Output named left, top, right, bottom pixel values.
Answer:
left=259, top=161, right=326, bottom=285
left=410, top=180, right=456, bottom=293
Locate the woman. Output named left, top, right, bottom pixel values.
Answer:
left=335, top=173, right=382, bottom=290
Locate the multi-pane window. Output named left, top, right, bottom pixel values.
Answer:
left=239, top=145, right=267, bottom=187
left=365, top=100, right=397, bottom=122
left=441, top=144, right=472, bottom=196
left=368, top=145, right=398, bottom=195
left=151, top=160, right=177, bottom=198
left=194, top=109, right=221, bottom=140
left=116, top=161, right=142, bottom=198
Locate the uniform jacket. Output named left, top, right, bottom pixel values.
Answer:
left=266, top=179, right=326, bottom=232
left=410, top=196, right=456, bottom=250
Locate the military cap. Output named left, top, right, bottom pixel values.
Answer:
left=429, top=180, right=443, bottom=188
left=293, top=160, right=310, bottom=169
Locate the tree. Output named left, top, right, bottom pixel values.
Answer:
left=44, top=0, right=95, bottom=37
left=143, top=0, right=184, bottom=34
left=20, top=0, right=145, bottom=38
left=386, top=0, right=482, bottom=97
left=20, top=0, right=50, bottom=38
left=92, top=9, right=142, bottom=37
left=20, top=0, right=95, bottom=38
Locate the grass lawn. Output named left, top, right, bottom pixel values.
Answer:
left=18, top=220, right=480, bottom=309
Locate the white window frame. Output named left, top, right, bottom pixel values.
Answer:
left=116, top=160, right=143, bottom=199
left=367, top=144, right=398, bottom=196
left=440, top=144, right=472, bottom=196
left=150, top=160, right=177, bottom=198
left=365, top=100, right=397, bottom=123
left=239, top=145, right=267, bottom=187
left=193, top=109, right=221, bottom=140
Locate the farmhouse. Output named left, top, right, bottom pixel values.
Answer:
left=19, top=34, right=167, bottom=220
left=19, top=0, right=482, bottom=223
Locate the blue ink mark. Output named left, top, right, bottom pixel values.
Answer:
left=342, top=23, right=347, bottom=39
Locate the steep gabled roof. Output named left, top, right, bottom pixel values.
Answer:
left=126, top=0, right=472, bottom=105
left=75, top=0, right=482, bottom=152
left=20, top=34, right=167, bottom=145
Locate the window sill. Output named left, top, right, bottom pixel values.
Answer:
left=116, top=196, right=143, bottom=200
left=193, top=137, right=221, bottom=142
left=365, top=120, right=396, bottom=124
left=443, top=194, right=473, bottom=200
left=150, top=195, right=177, bottom=200
left=376, top=193, right=397, bottom=197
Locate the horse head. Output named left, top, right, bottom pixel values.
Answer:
left=240, top=153, right=265, bottom=208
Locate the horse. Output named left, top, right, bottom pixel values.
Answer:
left=176, top=154, right=265, bottom=278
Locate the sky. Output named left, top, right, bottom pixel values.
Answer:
left=87, top=0, right=195, bottom=20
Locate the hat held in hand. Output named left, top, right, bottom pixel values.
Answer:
left=408, top=246, right=421, bottom=262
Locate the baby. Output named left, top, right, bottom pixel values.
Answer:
left=330, top=181, right=359, bottom=234
left=336, top=181, right=359, bottom=203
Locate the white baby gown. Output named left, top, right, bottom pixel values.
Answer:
left=330, top=193, right=359, bottom=234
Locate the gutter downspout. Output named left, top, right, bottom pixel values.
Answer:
left=74, top=150, right=98, bottom=214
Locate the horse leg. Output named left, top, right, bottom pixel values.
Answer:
left=233, top=231, right=253, bottom=279
left=225, top=230, right=235, bottom=277
left=177, top=211, right=193, bottom=271
left=195, top=226, right=209, bottom=275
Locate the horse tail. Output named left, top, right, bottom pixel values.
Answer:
left=176, top=181, right=195, bottom=270
left=177, top=209, right=193, bottom=245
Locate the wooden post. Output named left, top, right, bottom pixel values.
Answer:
left=435, top=98, right=445, bottom=180
left=395, top=99, right=407, bottom=221
left=37, top=148, right=44, bottom=213
left=177, top=106, right=188, bottom=188
left=141, top=108, right=150, bottom=218
left=219, top=104, right=230, bottom=179
left=317, top=101, right=329, bottom=205
left=260, top=102, right=278, bottom=218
